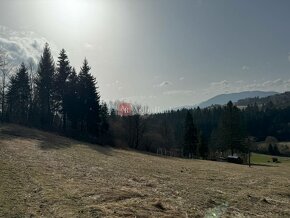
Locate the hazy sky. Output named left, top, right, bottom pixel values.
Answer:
left=1, top=0, right=290, bottom=110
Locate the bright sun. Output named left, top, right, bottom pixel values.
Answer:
left=52, top=0, right=109, bottom=35
left=58, top=0, right=88, bottom=21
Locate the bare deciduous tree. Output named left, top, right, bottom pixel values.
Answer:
left=124, top=103, right=147, bottom=149
left=0, top=51, right=14, bottom=121
left=28, top=60, right=36, bottom=100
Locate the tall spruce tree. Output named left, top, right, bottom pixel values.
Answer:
left=35, top=43, right=55, bottom=129
left=197, top=131, right=209, bottom=159
left=100, top=102, right=109, bottom=134
left=183, top=111, right=198, bottom=157
left=65, top=68, right=79, bottom=130
left=7, top=63, right=31, bottom=124
left=78, top=59, right=101, bottom=135
left=55, top=49, right=71, bottom=131
left=218, top=101, right=245, bottom=155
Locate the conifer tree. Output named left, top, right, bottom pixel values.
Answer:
left=78, top=59, right=101, bottom=135
left=55, top=49, right=71, bottom=131
left=218, top=101, right=245, bottom=155
left=6, top=75, right=17, bottom=121
left=35, top=43, right=55, bottom=129
left=65, top=68, right=79, bottom=130
left=183, top=111, right=198, bottom=157
left=100, top=102, right=109, bottom=134
left=198, top=131, right=209, bottom=159
left=7, top=63, right=31, bottom=124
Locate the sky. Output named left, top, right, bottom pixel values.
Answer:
left=0, top=0, right=290, bottom=110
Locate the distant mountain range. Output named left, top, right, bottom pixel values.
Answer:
left=236, top=91, right=290, bottom=108
left=198, top=91, right=278, bottom=108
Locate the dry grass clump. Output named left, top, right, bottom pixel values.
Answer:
left=153, top=201, right=166, bottom=211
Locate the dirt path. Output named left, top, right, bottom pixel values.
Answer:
left=0, top=124, right=290, bottom=217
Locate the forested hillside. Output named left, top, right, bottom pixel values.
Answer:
left=198, top=91, right=277, bottom=108
left=109, top=101, right=290, bottom=156
left=1, top=44, right=290, bottom=159
left=236, top=92, right=290, bottom=108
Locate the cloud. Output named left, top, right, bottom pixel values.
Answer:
left=106, top=80, right=120, bottom=87
left=0, top=25, right=58, bottom=68
left=156, top=81, right=173, bottom=87
left=179, top=77, right=184, bottom=81
left=208, top=78, right=290, bottom=95
left=288, top=53, right=290, bottom=62
left=210, top=80, right=230, bottom=89
left=242, top=65, right=249, bottom=71
left=120, top=95, right=157, bottom=103
left=163, top=90, right=194, bottom=96
left=261, top=78, right=283, bottom=87
left=105, top=80, right=124, bottom=91
left=84, top=42, right=94, bottom=50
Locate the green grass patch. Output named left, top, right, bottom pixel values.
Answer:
left=251, top=152, right=290, bottom=165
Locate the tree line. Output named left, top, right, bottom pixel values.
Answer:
left=108, top=100, right=290, bottom=158
left=1, top=44, right=289, bottom=157
left=1, top=43, right=109, bottom=142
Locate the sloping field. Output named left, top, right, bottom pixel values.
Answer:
left=0, top=124, right=290, bottom=217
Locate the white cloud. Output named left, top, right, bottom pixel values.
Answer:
left=207, top=78, right=290, bottom=95
left=242, top=65, right=249, bottom=71
left=210, top=80, right=230, bottom=89
left=179, top=77, right=184, bottom=81
left=120, top=95, right=157, bottom=102
left=84, top=42, right=94, bottom=50
left=262, top=78, right=283, bottom=87
left=0, top=25, right=58, bottom=68
left=105, top=80, right=120, bottom=87
left=156, top=81, right=173, bottom=87
left=163, top=89, right=194, bottom=95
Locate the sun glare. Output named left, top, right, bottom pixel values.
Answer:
left=58, top=0, right=88, bottom=21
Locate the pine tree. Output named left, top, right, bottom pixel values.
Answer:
left=35, top=43, right=55, bottom=129
left=55, top=49, right=71, bottom=131
left=7, top=63, right=31, bottom=124
left=100, top=102, right=109, bottom=134
left=198, top=131, right=209, bottom=159
left=218, top=101, right=245, bottom=155
left=65, top=68, right=79, bottom=130
left=78, top=59, right=101, bottom=135
left=183, top=111, right=198, bottom=157
left=6, top=75, right=17, bottom=121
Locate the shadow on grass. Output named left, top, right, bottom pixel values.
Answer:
left=251, top=163, right=278, bottom=167
left=0, top=124, right=113, bottom=156
left=31, top=132, right=113, bottom=156
left=37, top=139, right=72, bottom=150
left=84, top=143, right=113, bottom=156
left=38, top=139, right=113, bottom=156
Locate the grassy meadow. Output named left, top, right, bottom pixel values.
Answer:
left=1, top=124, right=290, bottom=217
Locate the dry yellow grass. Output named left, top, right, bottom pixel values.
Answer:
left=0, top=124, right=290, bottom=217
